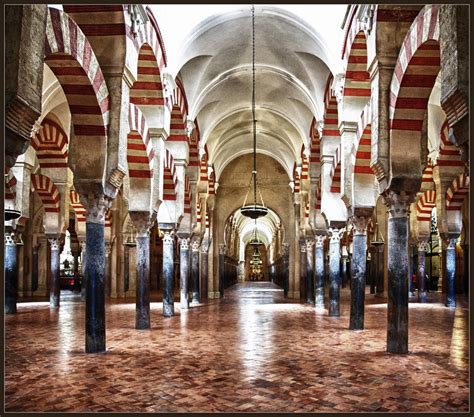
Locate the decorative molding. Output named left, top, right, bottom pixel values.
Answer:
left=383, top=190, right=415, bottom=219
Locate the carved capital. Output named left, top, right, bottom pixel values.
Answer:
left=383, top=190, right=415, bottom=219
left=163, top=230, right=174, bottom=245
left=300, top=242, right=306, bottom=253
left=48, top=236, right=61, bottom=251
left=79, top=240, right=86, bottom=251
left=218, top=243, right=226, bottom=255
left=417, top=240, right=429, bottom=252
left=351, top=216, right=369, bottom=235
left=191, top=239, right=201, bottom=252
left=180, top=237, right=190, bottom=250
left=282, top=242, right=290, bottom=256
left=79, top=192, right=112, bottom=224
left=5, top=232, right=16, bottom=246
left=446, top=237, right=458, bottom=250
left=105, top=241, right=112, bottom=256
left=305, top=239, right=315, bottom=250
left=315, top=234, right=326, bottom=248
left=200, top=241, right=209, bottom=253
left=327, top=227, right=344, bottom=243
left=129, top=211, right=154, bottom=237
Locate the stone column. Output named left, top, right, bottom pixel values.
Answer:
left=306, top=239, right=315, bottom=304
left=48, top=236, right=61, bottom=308
left=282, top=243, right=290, bottom=298
left=123, top=244, right=130, bottom=293
left=462, top=244, right=469, bottom=295
left=328, top=228, right=343, bottom=316
left=5, top=232, right=18, bottom=314
left=191, top=240, right=200, bottom=303
left=104, top=241, right=112, bottom=297
left=162, top=230, right=175, bottom=317
left=179, top=237, right=190, bottom=309
left=299, top=242, right=307, bottom=301
left=80, top=193, right=111, bottom=353
left=31, top=241, right=40, bottom=293
left=200, top=242, right=209, bottom=300
left=341, top=246, right=348, bottom=288
left=409, top=243, right=415, bottom=294
left=349, top=216, right=369, bottom=330
left=375, top=243, right=385, bottom=295
left=130, top=212, right=153, bottom=329
left=417, top=240, right=429, bottom=303
left=384, top=190, right=414, bottom=354
left=72, top=251, right=80, bottom=293
left=314, top=235, right=326, bottom=309
left=445, top=237, right=458, bottom=308
left=80, top=240, right=87, bottom=300
left=218, top=243, right=226, bottom=298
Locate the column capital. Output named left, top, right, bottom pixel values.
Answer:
left=129, top=211, right=154, bottom=237
left=417, top=240, right=429, bottom=252
left=300, top=242, right=306, bottom=253
left=48, top=236, right=61, bottom=251
left=305, top=239, right=315, bottom=250
left=104, top=241, right=112, bottom=256
left=351, top=216, right=370, bottom=235
left=218, top=243, right=226, bottom=255
left=79, top=192, right=113, bottom=224
left=200, top=241, right=209, bottom=253
left=282, top=242, right=290, bottom=256
left=327, top=228, right=344, bottom=243
left=180, top=237, right=190, bottom=250
left=315, top=234, right=326, bottom=248
left=163, top=230, right=174, bottom=245
left=5, top=232, right=16, bottom=246
left=191, top=239, right=201, bottom=252
left=445, top=236, right=459, bottom=249
left=382, top=190, right=415, bottom=219
left=79, top=239, right=86, bottom=251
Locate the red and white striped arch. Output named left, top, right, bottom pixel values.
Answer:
left=184, top=175, right=191, bottom=214
left=163, top=149, right=177, bottom=201
left=70, top=190, right=86, bottom=224
left=205, top=207, right=210, bottom=229
left=127, top=104, right=154, bottom=179
left=389, top=6, right=440, bottom=149
left=31, top=174, right=60, bottom=213
left=200, top=147, right=209, bottom=182
left=196, top=198, right=202, bottom=223
left=188, top=121, right=200, bottom=167
left=301, top=146, right=309, bottom=180
left=304, top=200, right=310, bottom=219
left=309, top=118, right=321, bottom=164
left=352, top=102, right=373, bottom=176
left=438, top=120, right=463, bottom=167
left=31, top=118, right=69, bottom=168
left=343, top=31, right=370, bottom=98
left=208, top=169, right=216, bottom=195
left=293, top=164, right=300, bottom=194
left=330, top=146, right=341, bottom=194
left=422, top=164, right=435, bottom=186
left=5, top=167, right=17, bottom=201
left=322, top=76, right=340, bottom=141
left=168, top=78, right=189, bottom=142
left=446, top=173, right=469, bottom=212
left=45, top=8, right=110, bottom=147
left=416, top=189, right=436, bottom=221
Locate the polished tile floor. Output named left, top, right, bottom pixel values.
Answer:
left=5, top=282, right=469, bottom=412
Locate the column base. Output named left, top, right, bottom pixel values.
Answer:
left=163, top=303, right=174, bottom=317
left=418, top=291, right=427, bottom=303
left=49, top=295, right=59, bottom=309
left=5, top=303, right=16, bottom=314
left=191, top=292, right=199, bottom=303
left=135, top=319, right=150, bottom=330
left=180, top=300, right=190, bottom=309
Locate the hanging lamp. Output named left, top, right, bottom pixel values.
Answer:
left=240, top=5, right=268, bottom=220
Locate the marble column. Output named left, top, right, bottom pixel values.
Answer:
left=130, top=212, right=153, bottom=329
left=5, top=232, right=18, bottom=314
left=123, top=244, right=130, bottom=293
left=104, top=241, right=112, bottom=297
left=417, top=240, right=428, bottom=303
left=341, top=247, right=348, bottom=288
left=162, top=230, right=175, bottom=317
left=200, top=242, right=209, bottom=300
left=80, top=240, right=87, bottom=301
left=349, top=216, right=369, bottom=330
left=218, top=243, right=226, bottom=298
left=375, top=244, right=385, bottom=295
left=445, top=237, right=458, bottom=308
left=306, top=239, right=315, bottom=304
left=409, top=243, right=415, bottom=294
left=72, top=251, right=80, bottom=293
left=282, top=243, right=290, bottom=298
left=328, top=228, right=343, bottom=316
left=179, top=237, right=190, bottom=309
left=385, top=190, right=414, bottom=354
left=299, top=242, right=307, bottom=301
left=48, top=236, right=61, bottom=308
left=32, top=241, right=40, bottom=293
left=191, top=240, right=200, bottom=303
left=81, top=193, right=110, bottom=353
left=314, top=235, right=326, bottom=309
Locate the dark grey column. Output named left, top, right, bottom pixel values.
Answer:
left=282, top=243, right=290, bottom=298
left=104, top=241, right=112, bottom=297
left=123, top=244, right=130, bottom=292
left=162, top=230, right=175, bottom=317
left=385, top=191, right=413, bottom=354
left=5, top=232, right=18, bottom=314
left=130, top=212, right=153, bottom=329
left=314, top=235, right=326, bottom=308
left=218, top=243, right=226, bottom=298
left=72, top=251, right=80, bottom=292
left=80, top=240, right=87, bottom=300
left=299, top=242, right=307, bottom=301
left=341, top=247, right=348, bottom=288
left=349, top=216, right=369, bottom=330
left=417, top=240, right=428, bottom=302
left=179, top=237, right=190, bottom=309
left=200, top=242, right=209, bottom=300
left=306, top=239, right=315, bottom=304
left=48, top=236, right=61, bottom=308
left=375, top=243, right=385, bottom=295
left=32, top=241, right=40, bottom=293
left=445, top=237, right=458, bottom=308
left=328, top=228, right=343, bottom=316
left=191, top=239, right=200, bottom=303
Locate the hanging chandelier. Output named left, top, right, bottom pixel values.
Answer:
left=240, top=5, right=268, bottom=220
left=249, top=219, right=263, bottom=246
